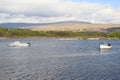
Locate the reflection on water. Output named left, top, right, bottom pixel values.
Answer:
left=0, top=38, right=120, bottom=80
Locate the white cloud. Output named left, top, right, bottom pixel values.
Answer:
left=0, top=0, right=120, bottom=23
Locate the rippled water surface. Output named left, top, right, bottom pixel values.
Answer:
left=0, top=38, right=120, bottom=80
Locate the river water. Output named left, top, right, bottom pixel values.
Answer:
left=0, top=38, right=120, bottom=80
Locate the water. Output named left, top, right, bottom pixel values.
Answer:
left=0, top=38, right=120, bottom=80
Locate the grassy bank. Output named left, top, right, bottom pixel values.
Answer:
left=0, top=27, right=120, bottom=40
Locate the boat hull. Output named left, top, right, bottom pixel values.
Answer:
left=10, top=41, right=30, bottom=47
left=99, top=45, right=112, bottom=50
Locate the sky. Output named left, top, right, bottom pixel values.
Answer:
left=0, top=0, right=120, bottom=23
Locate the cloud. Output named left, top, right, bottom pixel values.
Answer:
left=0, top=0, right=120, bottom=23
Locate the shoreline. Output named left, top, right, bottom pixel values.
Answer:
left=0, top=36, right=119, bottom=40
left=0, top=27, right=119, bottom=40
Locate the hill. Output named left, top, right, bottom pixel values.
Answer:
left=0, top=23, right=44, bottom=28
left=0, top=21, right=91, bottom=28
left=0, top=21, right=120, bottom=32
left=31, top=22, right=120, bottom=32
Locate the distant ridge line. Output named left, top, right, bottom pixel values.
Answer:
left=0, top=21, right=91, bottom=28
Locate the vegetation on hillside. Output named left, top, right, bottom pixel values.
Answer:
left=0, top=27, right=120, bottom=39
left=107, top=31, right=120, bottom=38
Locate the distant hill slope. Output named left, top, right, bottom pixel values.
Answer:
left=0, top=21, right=120, bottom=32
left=0, top=23, right=43, bottom=28
left=0, top=21, right=91, bottom=28
left=31, top=23, right=120, bottom=32
left=47, top=21, right=91, bottom=25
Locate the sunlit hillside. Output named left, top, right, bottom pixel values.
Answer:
left=31, top=22, right=120, bottom=32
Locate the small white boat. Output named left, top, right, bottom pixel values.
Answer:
left=10, top=41, right=31, bottom=47
left=99, top=43, right=112, bottom=50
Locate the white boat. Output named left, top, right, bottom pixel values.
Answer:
left=99, top=43, right=112, bottom=50
left=10, top=41, right=31, bottom=47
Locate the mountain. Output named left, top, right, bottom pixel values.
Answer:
left=46, top=21, right=91, bottom=25
left=0, top=21, right=91, bottom=28
left=31, top=23, right=120, bottom=32
left=0, top=23, right=43, bottom=28
left=0, top=21, right=120, bottom=32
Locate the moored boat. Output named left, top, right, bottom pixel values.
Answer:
left=99, top=43, right=112, bottom=50
left=10, top=41, right=31, bottom=47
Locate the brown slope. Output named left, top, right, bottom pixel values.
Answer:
left=31, top=24, right=120, bottom=32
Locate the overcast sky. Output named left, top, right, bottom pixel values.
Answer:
left=0, top=0, right=120, bottom=23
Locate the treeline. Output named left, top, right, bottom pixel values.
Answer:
left=0, top=27, right=120, bottom=39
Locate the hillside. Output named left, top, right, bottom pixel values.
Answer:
left=0, top=23, right=44, bottom=28
left=31, top=22, right=120, bottom=32
left=0, top=21, right=120, bottom=32
left=0, top=21, right=91, bottom=28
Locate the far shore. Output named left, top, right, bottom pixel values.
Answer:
left=0, top=36, right=119, bottom=40
left=0, top=24, right=120, bottom=40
